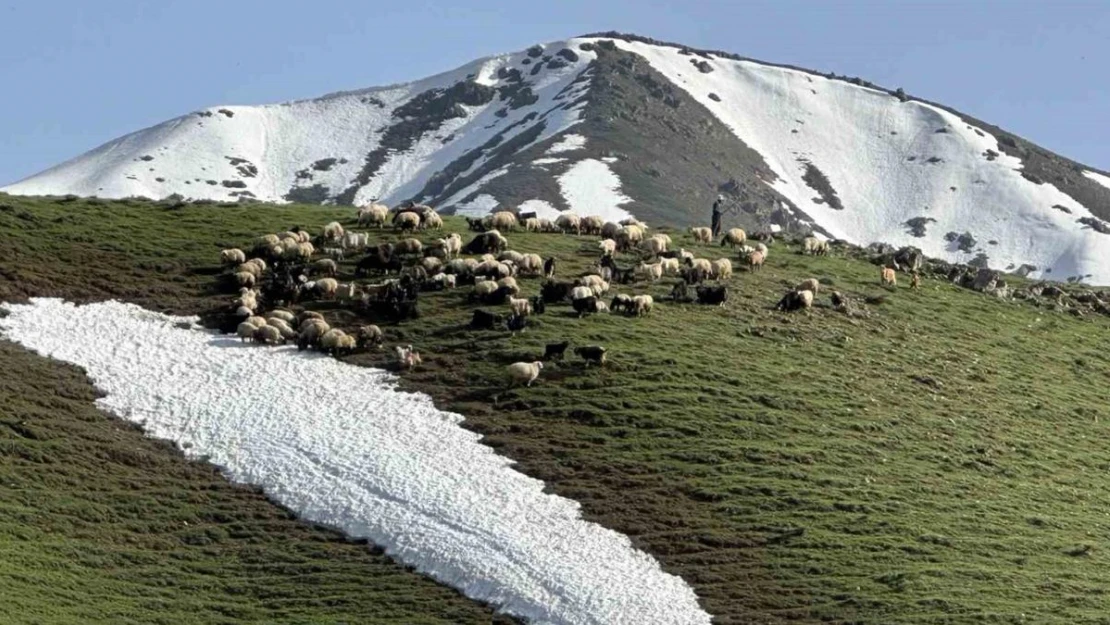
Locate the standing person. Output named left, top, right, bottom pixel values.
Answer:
left=711, top=195, right=726, bottom=238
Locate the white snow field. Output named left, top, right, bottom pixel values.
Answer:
left=1086, top=170, right=1110, bottom=191
left=557, top=159, right=634, bottom=223
left=0, top=298, right=711, bottom=625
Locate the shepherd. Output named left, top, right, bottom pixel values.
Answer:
left=711, top=194, right=732, bottom=238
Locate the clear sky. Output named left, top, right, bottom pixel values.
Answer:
left=1, top=0, right=1106, bottom=185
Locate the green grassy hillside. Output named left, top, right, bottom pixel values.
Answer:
left=3, top=193, right=1110, bottom=624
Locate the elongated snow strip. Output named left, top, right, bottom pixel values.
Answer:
left=0, top=299, right=711, bottom=625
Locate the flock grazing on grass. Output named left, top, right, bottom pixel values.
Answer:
left=217, top=202, right=919, bottom=388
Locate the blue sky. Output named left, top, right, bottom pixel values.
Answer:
left=1, top=0, right=1106, bottom=184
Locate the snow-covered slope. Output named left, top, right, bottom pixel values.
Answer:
left=0, top=298, right=711, bottom=625
left=5, top=34, right=1110, bottom=282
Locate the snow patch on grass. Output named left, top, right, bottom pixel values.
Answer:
left=557, top=159, right=633, bottom=222
left=546, top=134, right=587, bottom=155
left=0, top=298, right=712, bottom=625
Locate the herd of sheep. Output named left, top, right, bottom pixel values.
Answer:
left=217, top=202, right=904, bottom=388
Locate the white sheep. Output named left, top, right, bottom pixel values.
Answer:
left=422, top=211, right=444, bottom=230
left=253, top=325, right=285, bottom=345
left=506, top=361, right=544, bottom=387
left=490, top=211, right=518, bottom=231
left=237, top=321, right=259, bottom=342
left=600, top=221, right=622, bottom=239
left=797, top=278, right=821, bottom=294
left=637, top=261, right=663, bottom=282
left=432, top=273, right=456, bottom=289
left=689, top=258, right=713, bottom=276
left=234, top=271, right=256, bottom=288
left=497, top=276, right=520, bottom=296
left=537, top=218, right=557, bottom=233
left=473, top=280, right=499, bottom=298
left=421, top=257, right=443, bottom=274
left=555, top=212, right=582, bottom=235
left=517, top=253, right=543, bottom=276
left=689, top=226, right=712, bottom=244
left=569, top=285, right=594, bottom=301
left=394, top=212, right=421, bottom=231
left=221, top=248, right=246, bottom=266
left=711, top=258, right=733, bottom=280
left=311, top=258, right=338, bottom=277
left=598, top=239, right=617, bottom=256
left=720, top=228, right=747, bottom=248
left=358, top=203, right=390, bottom=228
left=660, top=257, right=680, bottom=276
left=631, top=294, right=654, bottom=316
left=581, top=215, right=604, bottom=235
left=336, top=283, right=360, bottom=302
left=509, top=296, right=533, bottom=316
left=322, top=221, right=345, bottom=241
left=522, top=217, right=539, bottom=232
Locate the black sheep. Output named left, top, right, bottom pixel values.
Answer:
left=543, top=340, right=570, bottom=361
left=529, top=295, right=546, bottom=315
left=695, top=285, right=728, bottom=306
left=541, top=280, right=574, bottom=304
left=572, top=296, right=599, bottom=318
left=470, top=309, right=503, bottom=330
left=574, top=345, right=607, bottom=367
left=462, top=231, right=506, bottom=255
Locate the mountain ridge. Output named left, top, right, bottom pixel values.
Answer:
left=5, top=33, right=1110, bottom=283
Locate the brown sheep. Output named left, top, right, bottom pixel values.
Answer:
left=881, top=266, right=897, bottom=287
left=747, top=250, right=765, bottom=272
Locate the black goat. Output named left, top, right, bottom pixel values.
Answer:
left=541, top=280, right=574, bottom=304
left=505, top=313, right=527, bottom=333
left=572, top=296, right=600, bottom=318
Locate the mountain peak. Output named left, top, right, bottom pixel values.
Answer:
left=5, top=35, right=1110, bottom=282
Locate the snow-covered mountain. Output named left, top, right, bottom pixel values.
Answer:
left=6, top=33, right=1110, bottom=283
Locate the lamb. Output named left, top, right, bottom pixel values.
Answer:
left=555, top=212, right=581, bottom=235
left=509, top=296, right=533, bottom=317
left=358, top=203, right=390, bottom=228
left=543, top=341, right=570, bottom=361
left=506, top=361, right=544, bottom=387
left=395, top=344, right=422, bottom=369
left=803, top=236, right=829, bottom=256
left=720, top=228, right=747, bottom=248
left=690, top=226, right=712, bottom=244
left=881, top=266, right=897, bottom=287
left=440, top=233, right=463, bottom=258
left=598, top=239, right=617, bottom=257
left=755, top=242, right=769, bottom=258
left=711, top=258, right=733, bottom=280
left=573, top=345, right=607, bottom=367
left=797, top=278, right=821, bottom=294
left=253, top=325, right=285, bottom=345
left=394, top=211, right=421, bottom=232
left=911, top=272, right=920, bottom=290
left=637, top=261, right=664, bottom=282
left=310, top=258, right=338, bottom=277
left=322, top=221, right=345, bottom=242
left=220, top=248, right=247, bottom=266
left=631, top=294, right=654, bottom=316
left=490, top=211, right=518, bottom=231
left=747, top=250, right=765, bottom=272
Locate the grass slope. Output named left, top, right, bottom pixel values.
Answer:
left=4, top=194, right=1110, bottom=623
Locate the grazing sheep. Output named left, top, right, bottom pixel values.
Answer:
left=462, top=230, right=508, bottom=255
left=695, top=285, right=728, bottom=306
left=569, top=285, right=594, bottom=302
left=598, top=239, right=617, bottom=257
left=543, top=341, right=570, bottom=361
left=311, top=258, right=338, bottom=277
left=690, top=226, right=712, bottom=244
left=637, top=261, right=664, bottom=282
left=686, top=257, right=713, bottom=277
left=620, top=218, right=648, bottom=229
left=747, top=250, right=765, bottom=272
left=253, top=325, right=285, bottom=345
left=642, top=235, right=668, bottom=256
left=797, top=278, right=821, bottom=294
left=421, top=257, right=443, bottom=275
left=881, top=266, right=897, bottom=287
left=234, top=271, right=257, bottom=288
left=394, top=211, right=421, bottom=232
left=522, top=217, right=539, bottom=232
left=775, top=289, right=814, bottom=312
left=574, top=345, right=607, bottom=367
left=803, top=236, right=828, bottom=256
left=631, top=294, right=654, bottom=316
left=471, top=309, right=503, bottom=329
left=333, top=334, right=358, bottom=356
left=720, top=228, right=747, bottom=248
left=256, top=233, right=281, bottom=251
left=422, top=211, right=444, bottom=230
left=659, top=257, right=681, bottom=276
left=236, top=262, right=262, bottom=278
left=572, top=295, right=601, bottom=317
left=617, top=225, right=645, bottom=251
left=498, top=250, right=525, bottom=265
left=322, top=221, right=345, bottom=242
left=322, top=247, right=345, bottom=261
left=472, top=280, right=500, bottom=300
left=358, top=203, right=390, bottom=228
left=497, top=276, right=521, bottom=296
left=266, top=318, right=298, bottom=340
left=509, top=296, right=533, bottom=316
left=267, top=309, right=296, bottom=324
left=310, top=278, right=339, bottom=299
left=516, top=253, right=543, bottom=276
left=235, top=305, right=254, bottom=318
left=319, top=328, right=348, bottom=354
left=600, top=221, right=622, bottom=239
left=490, top=211, right=518, bottom=231
left=297, top=310, right=324, bottom=324
left=341, top=231, right=369, bottom=251
left=439, top=233, right=463, bottom=258
left=573, top=215, right=599, bottom=235
left=356, top=324, right=384, bottom=349
left=537, top=218, right=557, bottom=233
left=555, top=212, right=582, bottom=235
left=711, top=258, right=733, bottom=280
left=506, top=361, right=544, bottom=387
left=394, top=238, right=424, bottom=257
left=755, top=242, right=769, bottom=258
left=610, top=293, right=633, bottom=313
left=221, top=248, right=247, bottom=266
left=237, top=321, right=260, bottom=342
left=576, top=274, right=609, bottom=296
